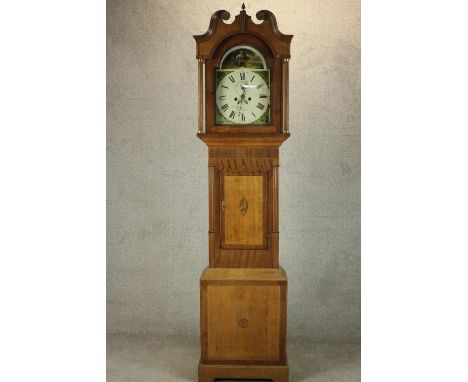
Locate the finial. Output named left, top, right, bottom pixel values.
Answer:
left=240, top=3, right=247, bottom=32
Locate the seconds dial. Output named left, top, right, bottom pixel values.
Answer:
left=216, top=69, right=270, bottom=124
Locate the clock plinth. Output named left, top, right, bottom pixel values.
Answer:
left=194, top=6, right=292, bottom=382
left=199, top=267, right=288, bottom=382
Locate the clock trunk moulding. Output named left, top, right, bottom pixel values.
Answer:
left=194, top=5, right=292, bottom=382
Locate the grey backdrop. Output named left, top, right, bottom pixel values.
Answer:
left=107, top=0, right=360, bottom=342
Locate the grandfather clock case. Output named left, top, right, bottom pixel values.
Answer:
left=194, top=5, right=292, bottom=382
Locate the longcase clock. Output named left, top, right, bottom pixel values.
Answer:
left=194, top=5, right=292, bottom=382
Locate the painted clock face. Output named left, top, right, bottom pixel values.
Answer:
left=216, top=69, right=270, bottom=124
left=215, top=45, right=270, bottom=125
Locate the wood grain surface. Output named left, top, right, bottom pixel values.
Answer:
left=194, top=6, right=292, bottom=381
left=222, top=175, right=265, bottom=247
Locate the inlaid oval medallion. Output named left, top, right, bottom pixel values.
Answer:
left=239, top=196, right=248, bottom=216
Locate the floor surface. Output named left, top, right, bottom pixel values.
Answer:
left=107, top=334, right=360, bottom=382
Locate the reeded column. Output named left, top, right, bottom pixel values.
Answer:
left=197, top=58, right=205, bottom=133
left=282, top=58, right=289, bottom=133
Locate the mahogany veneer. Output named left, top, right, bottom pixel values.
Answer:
left=194, top=5, right=292, bottom=381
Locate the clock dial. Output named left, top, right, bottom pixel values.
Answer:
left=216, top=69, right=270, bottom=124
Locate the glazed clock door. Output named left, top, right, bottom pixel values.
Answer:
left=220, top=172, right=268, bottom=250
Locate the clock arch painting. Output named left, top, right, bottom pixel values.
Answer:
left=216, top=46, right=270, bottom=125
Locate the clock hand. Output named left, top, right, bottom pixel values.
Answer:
left=239, top=87, right=249, bottom=105
left=241, top=83, right=249, bottom=104
left=237, top=87, right=249, bottom=121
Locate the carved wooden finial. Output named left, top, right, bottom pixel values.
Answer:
left=240, top=3, right=247, bottom=32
